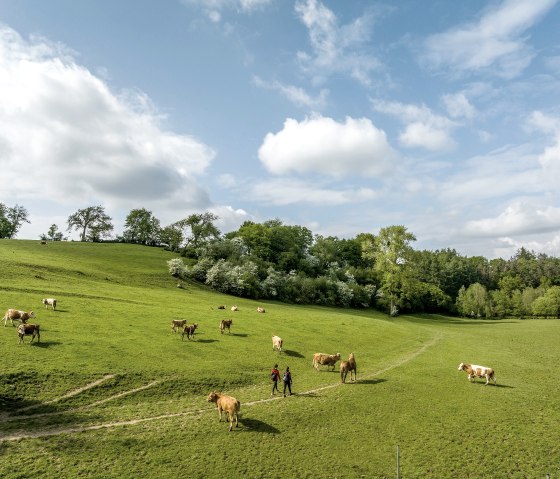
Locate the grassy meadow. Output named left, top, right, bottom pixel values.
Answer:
left=0, top=239, right=559, bottom=478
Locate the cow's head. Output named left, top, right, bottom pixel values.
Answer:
left=458, top=363, right=466, bottom=371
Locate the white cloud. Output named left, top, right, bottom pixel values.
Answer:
left=423, top=0, right=557, bottom=78
left=252, top=75, right=328, bottom=109
left=250, top=178, right=377, bottom=206
left=0, top=25, right=215, bottom=217
left=181, top=0, right=272, bottom=21
left=372, top=99, right=456, bottom=151
left=258, top=115, right=397, bottom=177
left=295, top=0, right=380, bottom=86
left=441, top=92, right=476, bottom=120
left=464, top=201, right=560, bottom=237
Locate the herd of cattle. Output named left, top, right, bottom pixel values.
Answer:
left=4, top=298, right=497, bottom=432
left=2, top=298, right=57, bottom=344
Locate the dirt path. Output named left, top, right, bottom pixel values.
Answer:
left=0, top=335, right=440, bottom=442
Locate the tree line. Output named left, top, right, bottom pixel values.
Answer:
left=2, top=203, right=559, bottom=318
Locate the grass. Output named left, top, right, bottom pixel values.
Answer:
left=0, top=239, right=559, bottom=478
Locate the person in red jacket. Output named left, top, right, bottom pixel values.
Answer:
left=270, top=364, right=280, bottom=395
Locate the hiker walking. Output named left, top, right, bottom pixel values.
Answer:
left=283, top=366, right=293, bottom=397
left=271, top=364, right=280, bottom=395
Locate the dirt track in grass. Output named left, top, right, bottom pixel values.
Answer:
left=0, top=334, right=440, bottom=442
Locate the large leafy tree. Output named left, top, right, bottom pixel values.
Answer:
left=123, top=208, right=161, bottom=245
left=363, top=225, right=417, bottom=315
left=67, top=206, right=113, bottom=242
left=0, top=203, right=30, bottom=239
left=174, top=212, right=220, bottom=252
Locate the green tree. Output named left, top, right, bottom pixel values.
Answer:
left=0, top=203, right=30, bottom=239
left=174, top=212, right=220, bottom=254
left=159, top=224, right=184, bottom=252
left=123, top=208, right=161, bottom=245
left=532, top=286, right=560, bottom=318
left=363, top=225, right=417, bottom=316
left=456, top=282, right=488, bottom=317
left=67, top=206, right=113, bottom=242
left=47, top=224, right=64, bottom=241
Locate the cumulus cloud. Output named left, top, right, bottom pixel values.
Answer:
left=441, top=92, right=476, bottom=120
left=0, top=25, right=215, bottom=214
left=372, top=99, right=456, bottom=151
left=250, top=178, right=377, bottom=206
left=422, top=0, right=557, bottom=78
left=464, top=201, right=560, bottom=237
left=252, top=75, right=328, bottom=109
left=295, top=0, right=380, bottom=86
left=258, top=115, right=397, bottom=177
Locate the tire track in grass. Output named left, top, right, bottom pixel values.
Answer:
left=0, top=335, right=441, bottom=442
left=0, top=380, right=160, bottom=422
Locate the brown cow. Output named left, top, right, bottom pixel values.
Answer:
left=3, top=309, right=34, bottom=327
left=340, top=353, right=357, bottom=383
left=458, top=363, right=496, bottom=385
left=207, top=392, right=240, bottom=431
left=17, top=324, right=40, bottom=344
left=220, top=319, right=233, bottom=335
left=171, top=319, right=187, bottom=333
left=182, top=323, right=198, bottom=341
left=313, top=352, right=341, bottom=371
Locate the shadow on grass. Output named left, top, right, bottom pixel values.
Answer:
left=231, top=333, right=249, bottom=338
left=355, top=378, right=387, bottom=385
left=283, top=350, right=305, bottom=358
left=470, top=382, right=514, bottom=389
left=27, top=341, right=62, bottom=349
left=195, top=339, right=218, bottom=344
left=240, top=418, right=280, bottom=434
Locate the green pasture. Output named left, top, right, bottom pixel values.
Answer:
left=0, top=239, right=559, bottom=478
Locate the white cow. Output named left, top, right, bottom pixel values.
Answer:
left=272, top=335, right=283, bottom=353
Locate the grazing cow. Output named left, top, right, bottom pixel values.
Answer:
left=313, top=352, right=341, bottom=371
left=272, top=335, right=283, bottom=353
left=458, top=362, right=496, bottom=385
left=340, top=353, right=357, bottom=383
left=3, top=309, right=34, bottom=327
left=42, top=298, right=57, bottom=310
left=207, top=392, right=240, bottom=431
left=182, top=323, right=198, bottom=341
left=171, top=319, right=187, bottom=333
left=220, top=319, right=233, bottom=335
left=217, top=305, right=226, bottom=310
left=17, top=324, right=40, bottom=344
left=231, top=305, right=238, bottom=312
left=256, top=307, right=265, bottom=313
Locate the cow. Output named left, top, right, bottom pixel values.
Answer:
left=256, top=307, right=265, bottom=313
left=207, top=392, right=240, bottom=432
left=17, top=324, right=40, bottom=344
left=42, top=298, right=57, bottom=310
left=231, top=305, right=238, bottom=312
left=458, top=362, right=496, bottom=385
left=3, top=309, right=34, bottom=327
left=171, top=319, right=187, bottom=333
left=313, top=352, right=341, bottom=371
left=182, top=323, right=198, bottom=341
left=272, top=335, right=283, bottom=353
left=340, top=353, right=357, bottom=383
left=217, top=305, right=226, bottom=310
left=220, top=319, right=233, bottom=335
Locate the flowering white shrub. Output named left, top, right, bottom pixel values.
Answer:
left=167, top=258, right=187, bottom=277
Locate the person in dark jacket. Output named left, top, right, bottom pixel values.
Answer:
left=271, top=364, right=280, bottom=395
left=283, top=366, right=293, bottom=396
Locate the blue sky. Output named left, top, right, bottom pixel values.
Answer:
left=1, top=0, right=560, bottom=258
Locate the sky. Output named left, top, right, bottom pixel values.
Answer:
left=1, top=0, right=560, bottom=259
